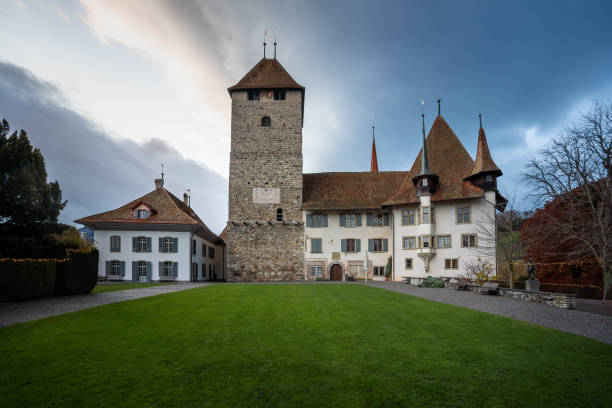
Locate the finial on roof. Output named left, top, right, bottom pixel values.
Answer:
left=274, top=30, right=277, bottom=59
left=479, top=113, right=483, bottom=129
left=437, top=99, right=441, bottom=116
left=370, top=119, right=379, bottom=173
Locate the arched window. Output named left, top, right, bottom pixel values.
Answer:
left=261, top=116, right=271, bottom=127
left=276, top=208, right=283, bottom=221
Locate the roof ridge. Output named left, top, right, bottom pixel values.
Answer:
left=162, top=188, right=200, bottom=224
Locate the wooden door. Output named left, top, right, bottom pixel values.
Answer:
left=330, top=264, right=342, bottom=281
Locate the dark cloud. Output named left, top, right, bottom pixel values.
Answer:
left=0, top=61, right=227, bottom=233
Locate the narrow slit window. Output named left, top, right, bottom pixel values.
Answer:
left=276, top=208, right=283, bottom=221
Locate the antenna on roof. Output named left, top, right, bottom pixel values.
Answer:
left=478, top=113, right=483, bottom=129
left=437, top=99, right=441, bottom=116
left=161, top=164, right=165, bottom=187
left=263, top=29, right=268, bottom=58
left=274, top=30, right=277, bottom=59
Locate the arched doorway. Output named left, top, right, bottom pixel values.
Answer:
left=330, top=264, right=343, bottom=281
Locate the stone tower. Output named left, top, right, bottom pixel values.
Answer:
left=225, top=57, right=305, bottom=281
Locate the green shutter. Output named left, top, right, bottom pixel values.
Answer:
left=173, top=262, right=178, bottom=277
left=323, top=214, right=328, bottom=227
left=147, top=262, right=152, bottom=281
left=173, top=238, right=178, bottom=253
left=146, top=237, right=152, bottom=252
left=132, top=237, right=137, bottom=252
left=120, top=261, right=125, bottom=277
left=341, top=239, right=346, bottom=252
left=132, top=261, right=138, bottom=282
left=339, top=214, right=345, bottom=227
left=159, top=262, right=163, bottom=278
left=383, top=239, right=388, bottom=252
left=356, top=239, right=361, bottom=252
left=159, top=237, right=163, bottom=252
left=384, top=213, right=390, bottom=226
left=306, top=214, right=312, bottom=227
left=105, top=261, right=110, bottom=277
left=356, top=214, right=362, bottom=227
left=368, top=239, right=374, bottom=252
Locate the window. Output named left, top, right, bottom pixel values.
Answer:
left=311, top=238, right=322, bottom=253
left=457, top=207, right=471, bottom=223
left=162, top=237, right=174, bottom=253
left=202, top=243, right=207, bottom=257
left=422, top=178, right=428, bottom=187
left=247, top=90, right=260, bottom=100
left=402, top=209, right=416, bottom=225
left=373, top=266, right=385, bottom=276
left=308, top=214, right=327, bottom=228
left=192, top=239, right=196, bottom=255
left=405, top=258, right=413, bottom=269
left=310, top=265, right=323, bottom=277
left=344, top=214, right=357, bottom=227
left=138, top=261, right=147, bottom=277
left=437, top=235, right=451, bottom=248
left=110, top=260, right=121, bottom=276
left=135, top=209, right=149, bottom=219
left=277, top=208, right=283, bottom=221
left=110, top=236, right=121, bottom=252
left=422, top=236, right=430, bottom=248
left=348, top=262, right=363, bottom=276
left=402, top=236, right=416, bottom=249
left=163, top=261, right=174, bottom=277
left=136, top=236, right=148, bottom=252
left=462, top=234, right=477, bottom=248
left=345, top=239, right=357, bottom=252
left=273, top=90, right=286, bottom=100
left=261, top=116, right=271, bottom=127
left=485, top=174, right=493, bottom=182
left=445, top=259, right=459, bottom=269
left=208, top=247, right=215, bottom=259
left=422, top=207, right=429, bottom=223
left=372, top=238, right=384, bottom=252
left=367, top=213, right=389, bottom=226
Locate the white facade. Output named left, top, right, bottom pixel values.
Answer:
left=94, top=229, right=224, bottom=282
left=303, top=191, right=497, bottom=282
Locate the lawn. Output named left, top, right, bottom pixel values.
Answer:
left=1, top=284, right=611, bottom=408
left=92, top=282, right=176, bottom=293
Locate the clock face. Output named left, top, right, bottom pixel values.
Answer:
left=253, top=187, right=280, bottom=204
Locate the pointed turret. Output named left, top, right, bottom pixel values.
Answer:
left=465, top=115, right=502, bottom=191
left=412, top=113, right=439, bottom=196
left=370, top=125, right=379, bottom=173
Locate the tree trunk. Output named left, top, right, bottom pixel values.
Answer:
left=508, top=264, right=514, bottom=289
left=604, top=261, right=612, bottom=303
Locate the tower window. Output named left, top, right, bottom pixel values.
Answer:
left=248, top=90, right=260, bottom=100
left=274, top=90, right=286, bottom=100
left=277, top=208, right=283, bottom=221
left=261, top=116, right=271, bottom=127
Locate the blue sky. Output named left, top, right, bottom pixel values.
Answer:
left=1, top=0, right=611, bottom=233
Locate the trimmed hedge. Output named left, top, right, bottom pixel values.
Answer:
left=0, top=260, right=56, bottom=301
left=54, top=249, right=99, bottom=296
left=420, top=277, right=445, bottom=288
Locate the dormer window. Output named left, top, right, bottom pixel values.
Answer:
left=136, top=209, right=150, bottom=219
left=261, top=116, right=271, bottom=127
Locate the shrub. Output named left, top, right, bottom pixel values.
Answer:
left=54, top=248, right=99, bottom=296
left=0, top=259, right=56, bottom=301
left=420, top=277, right=445, bottom=288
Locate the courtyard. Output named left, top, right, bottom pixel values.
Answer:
left=1, top=284, right=611, bottom=407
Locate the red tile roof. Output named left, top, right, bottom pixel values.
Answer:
left=370, top=134, right=379, bottom=173
left=75, top=185, right=223, bottom=245
left=467, top=126, right=502, bottom=178
left=228, top=58, right=304, bottom=92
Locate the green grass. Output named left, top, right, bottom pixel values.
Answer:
left=91, top=282, right=176, bottom=293
left=1, top=284, right=611, bottom=408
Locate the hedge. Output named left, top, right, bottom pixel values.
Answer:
left=54, top=248, right=99, bottom=296
left=0, top=260, right=56, bottom=301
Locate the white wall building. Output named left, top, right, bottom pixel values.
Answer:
left=76, top=179, right=225, bottom=282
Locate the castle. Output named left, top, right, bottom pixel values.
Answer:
left=225, top=55, right=506, bottom=283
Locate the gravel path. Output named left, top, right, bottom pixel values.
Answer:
left=0, top=282, right=211, bottom=327
left=362, top=282, right=612, bottom=344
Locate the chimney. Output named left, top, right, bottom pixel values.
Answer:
left=183, top=192, right=189, bottom=205
left=154, top=178, right=163, bottom=189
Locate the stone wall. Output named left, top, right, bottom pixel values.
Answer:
left=497, top=287, right=576, bottom=309
left=226, top=222, right=305, bottom=282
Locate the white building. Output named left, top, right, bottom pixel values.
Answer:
left=76, top=179, right=225, bottom=282
left=302, top=113, right=506, bottom=282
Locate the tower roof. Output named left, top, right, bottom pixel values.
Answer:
left=228, top=58, right=304, bottom=92
left=467, top=123, right=502, bottom=178
left=370, top=129, right=379, bottom=173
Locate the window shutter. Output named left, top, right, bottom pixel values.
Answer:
left=159, top=238, right=163, bottom=252
left=117, top=237, right=121, bottom=252
left=146, top=237, right=152, bottom=253
left=356, top=239, right=361, bottom=253
left=341, top=239, right=346, bottom=252
left=173, top=262, right=178, bottom=277
left=132, top=237, right=137, bottom=252
left=339, top=214, right=345, bottom=227
left=105, top=261, right=110, bottom=277
left=384, top=213, right=390, bottom=226
left=368, top=239, right=374, bottom=252
left=173, top=238, right=178, bottom=253
left=356, top=214, right=362, bottom=227
left=132, top=261, right=138, bottom=282
left=312, top=239, right=321, bottom=253
left=322, top=214, right=328, bottom=227
left=367, top=214, right=373, bottom=226
left=306, top=214, right=312, bottom=227
left=159, top=262, right=163, bottom=278
left=120, top=261, right=125, bottom=277
left=383, top=239, right=388, bottom=252
left=147, top=262, right=152, bottom=281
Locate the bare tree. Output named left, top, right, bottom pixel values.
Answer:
left=476, top=191, right=526, bottom=288
left=522, top=101, right=612, bottom=301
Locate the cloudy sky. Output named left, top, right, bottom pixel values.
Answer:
left=1, top=0, right=611, bottom=233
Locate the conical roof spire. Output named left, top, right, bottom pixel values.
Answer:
left=418, top=113, right=432, bottom=176
left=468, top=114, right=502, bottom=178
left=370, top=124, right=379, bottom=173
